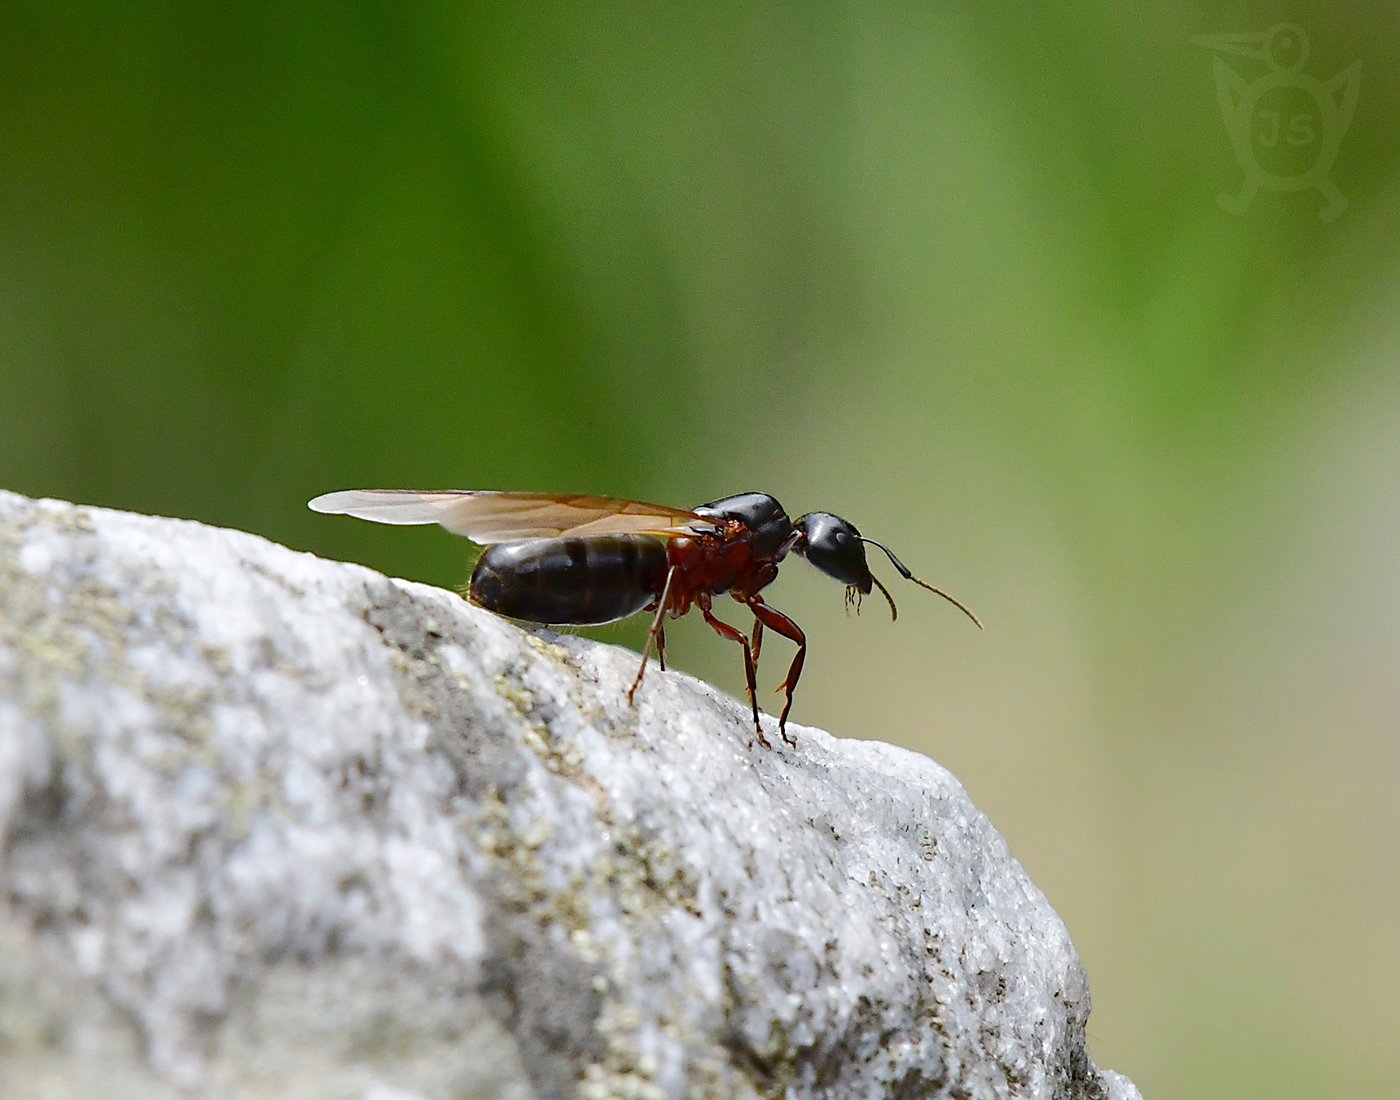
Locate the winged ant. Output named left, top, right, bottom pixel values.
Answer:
left=310, top=489, right=980, bottom=747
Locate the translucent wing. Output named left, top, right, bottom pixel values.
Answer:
left=307, top=489, right=716, bottom=543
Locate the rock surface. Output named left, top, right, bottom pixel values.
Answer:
left=0, top=490, right=1141, bottom=1100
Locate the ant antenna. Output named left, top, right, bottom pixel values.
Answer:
left=860, top=538, right=983, bottom=630
left=868, top=574, right=899, bottom=621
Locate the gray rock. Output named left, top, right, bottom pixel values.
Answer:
left=0, top=490, right=1141, bottom=1100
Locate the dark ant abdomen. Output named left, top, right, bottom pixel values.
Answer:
left=468, top=535, right=669, bottom=625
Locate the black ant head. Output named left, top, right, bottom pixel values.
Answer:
left=792, top=512, right=873, bottom=592
left=793, top=511, right=984, bottom=628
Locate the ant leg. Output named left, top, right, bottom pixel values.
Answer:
left=730, top=590, right=764, bottom=669
left=701, top=607, right=767, bottom=748
left=746, top=597, right=806, bottom=747
left=629, top=567, right=676, bottom=706
left=656, top=621, right=667, bottom=672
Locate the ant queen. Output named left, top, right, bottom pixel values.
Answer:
left=310, top=489, right=980, bottom=747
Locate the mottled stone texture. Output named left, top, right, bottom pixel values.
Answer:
left=0, top=491, right=1141, bottom=1100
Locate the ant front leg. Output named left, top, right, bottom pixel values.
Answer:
left=656, top=620, right=667, bottom=672
left=701, top=606, right=767, bottom=748
left=746, top=596, right=806, bottom=747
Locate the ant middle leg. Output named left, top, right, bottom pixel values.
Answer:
left=701, top=606, right=767, bottom=747
left=746, top=596, right=806, bottom=747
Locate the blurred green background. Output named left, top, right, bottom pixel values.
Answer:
left=4, top=2, right=1398, bottom=1096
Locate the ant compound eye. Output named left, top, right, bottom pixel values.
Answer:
left=793, top=512, right=873, bottom=593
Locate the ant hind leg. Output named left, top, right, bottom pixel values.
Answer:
left=629, top=567, right=676, bottom=707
